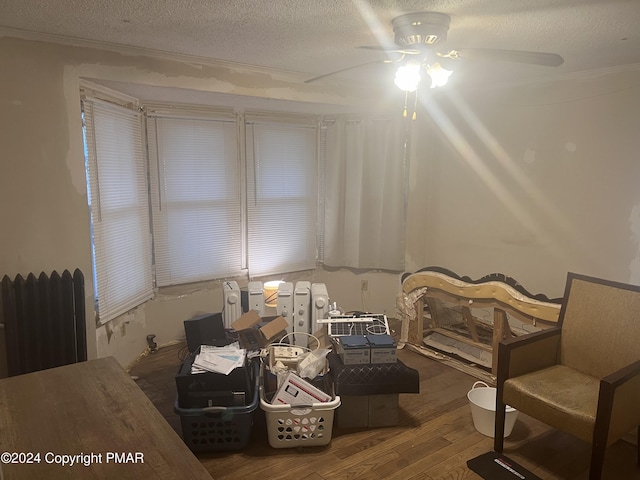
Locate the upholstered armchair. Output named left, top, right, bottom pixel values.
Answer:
left=494, top=272, right=640, bottom=480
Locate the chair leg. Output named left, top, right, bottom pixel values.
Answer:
left=494, top=391, right=506, bottom=453
left=589, top=441, right=606, bottom=480
left=637, top=425, right=640, bottom=466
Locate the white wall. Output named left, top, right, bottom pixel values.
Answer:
left=406, top=67, right=640, bottom=297
left=4, top=33, right=639, bottom=371
left=0, top=36, right=399, bottom=371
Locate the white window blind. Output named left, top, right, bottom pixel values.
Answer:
left=83, top=99, right=153, bottom=323
left=246, top=121, right=318, bottom=277
left=147, top=116, right=242, bottom=286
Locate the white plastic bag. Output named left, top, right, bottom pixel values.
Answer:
left=297, top=348, right=331, bottom=379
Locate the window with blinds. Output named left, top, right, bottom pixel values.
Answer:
left=82, top=98, right=154, bottom=323
left=147, top=115, right=243, bottom=286
left=245, top=121, right=318, bottom=277
left=82, top=91, right=321, bottom=324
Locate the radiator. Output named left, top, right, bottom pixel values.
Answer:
left=1, top=269, right=87, bottom=376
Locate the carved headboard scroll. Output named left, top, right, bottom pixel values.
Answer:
left=402, top=266, right=562, bottom=324
left=398, top=267, right=563, bottom=380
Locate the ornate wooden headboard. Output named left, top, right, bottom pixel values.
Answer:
left=398, top=267, right=562, bottom=381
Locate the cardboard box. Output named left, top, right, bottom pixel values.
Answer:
left=366, top=334, right=397, bottom=364
left=309, top=325, right=332, bottom=349
left=333, top=335, right=370, bottom=365
left=272, top=371, right=332, bottom=405
left=231, top=311, right=289, bottom=350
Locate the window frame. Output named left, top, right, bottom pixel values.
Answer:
left=146, top=107, right=245, bottom=286
left=81, top=91, right=330, bottom=324
left=81, top=90, right=154, bottom=324
left=245, top=115, right=320, bottom=277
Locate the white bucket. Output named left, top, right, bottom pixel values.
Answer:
left=467, top=381, right=518, bottom=438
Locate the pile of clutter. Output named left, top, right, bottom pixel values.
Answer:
left=262, top=337, right=334, bottom=405
left=190, top=343, right=246, bottom=375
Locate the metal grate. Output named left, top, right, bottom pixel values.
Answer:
left=320, top=314, right=390, bottom=337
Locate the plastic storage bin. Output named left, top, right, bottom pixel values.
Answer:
left=174, top=360, right=259, bottom=452
left=467, top=381, right=519, bottom=438
left=259, top=365, right=340, bottom=448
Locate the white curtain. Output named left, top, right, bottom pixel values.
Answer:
left=322, top=116, right=406, bottom=271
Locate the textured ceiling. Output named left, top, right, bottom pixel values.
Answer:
left=1, top=0, right=640, bottom=88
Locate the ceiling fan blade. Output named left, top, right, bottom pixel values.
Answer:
left=304, top=60, right=386, bottom=84
left=358, top=45, right=422, bottom=55
left=453, top=48, right=564, bottom=67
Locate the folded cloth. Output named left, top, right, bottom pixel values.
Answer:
left=467, top=452, right=542, bottom=480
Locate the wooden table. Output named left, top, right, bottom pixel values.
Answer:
left=0, top=356, right=212, bottom=479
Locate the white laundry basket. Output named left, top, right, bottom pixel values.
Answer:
left=467, top=381, right=518, bottom=438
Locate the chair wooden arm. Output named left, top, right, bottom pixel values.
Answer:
left=601, top=358, right=640, bottom=387
left=495, top=327, right=562, bottom=453
left=596, top=359, right=640, bottom=443
left=589, top=359, right=640, bottom=476
left=497, top=327, right=561, bottom=384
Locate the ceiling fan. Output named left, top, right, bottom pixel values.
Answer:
left=305, top=12, right=564, bottom=90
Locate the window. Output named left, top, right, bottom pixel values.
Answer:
left=245, top=120, right=318, bottom=276
left=147, top=114, right=242, bottom=286
left=82, top=98, right=153, bottom=323
left=82, top=92, right=324, bottom=324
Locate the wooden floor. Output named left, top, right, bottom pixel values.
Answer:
left=129, top=342, right=640, bottom=480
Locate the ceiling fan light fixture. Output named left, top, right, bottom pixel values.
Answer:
left=426, top=62, right=452, bottom=88
left=308, top=10, right=563, bottom=88
left=392, top=12, right=450, bottom=47
left=394, top=61, right=422, bottom=92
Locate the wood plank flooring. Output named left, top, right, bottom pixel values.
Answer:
left=129, top=342, right=640, bottom=479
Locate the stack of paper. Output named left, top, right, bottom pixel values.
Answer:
left=191, top=343, right=246, bottom=375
